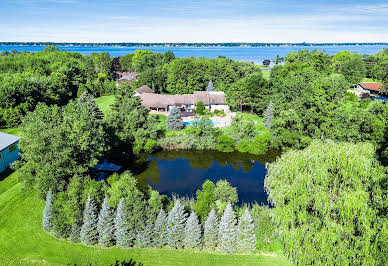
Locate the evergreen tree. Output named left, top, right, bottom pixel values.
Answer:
left=204, top=209, right=219, bottom=250
left=166, top=107, right=184, bottom=131
left=237, top=208, right=256, bottom=253
left=69, top=222, right=81, bottom=243
left=184, top=211, right=202, bottom=249
left=97, top=196, right=115, bottom=247
left=114, top=199, right=135, bottom=247
left=79, top=91, right=104, bottom=121
left=135, top=211, right=154, bottom=248
left=153, top=208, right=168, bottom=248
left=80, top=196, right=99, bottom=245
left=218, top=202, right=237, bottom=254
left=167, top=199, right=187, bottom=249
left=207, top=80, right=214, bottom=91
left=42, top=190, right=53, bottom=232
left=70, top=213, right=83, bottom=242
left=264, top=101, right=273, bottom=129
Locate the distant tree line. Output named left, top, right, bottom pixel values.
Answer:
left=2, top=42, right=388, bottom=47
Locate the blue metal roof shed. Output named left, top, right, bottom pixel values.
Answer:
left=0, top=132, right=21, bottom=173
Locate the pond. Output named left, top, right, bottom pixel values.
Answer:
left=124, top=150, right=281, bottom=204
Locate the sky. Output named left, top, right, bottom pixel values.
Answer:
left=1, top=0, right=388, bottom=43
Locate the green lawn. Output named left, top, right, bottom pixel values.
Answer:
left=0, top=170, right=289, bottom=265
left=262, top=70, right=271, bottom=81
left=95, top=95, right=116, bottom=116
left=362, top=78, right=382, bottom=82
left=0, top=127, right=22, bottom=136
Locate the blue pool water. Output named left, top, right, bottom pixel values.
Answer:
left=184, top=121, right=219, bottom=126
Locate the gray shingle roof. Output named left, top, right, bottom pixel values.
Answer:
left=134, top=85, right=155, bottom=94
left=0, top=132, right=20, bottom=152
left=139, top=91, right=227, bottom=108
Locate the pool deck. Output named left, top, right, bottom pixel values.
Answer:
left=183, top=113, right=234, bottom=128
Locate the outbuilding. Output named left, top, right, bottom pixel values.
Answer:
left=0, top=132, right=21, bottom=173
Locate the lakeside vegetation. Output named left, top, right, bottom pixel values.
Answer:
left=0, top=46, right=387, bottom=265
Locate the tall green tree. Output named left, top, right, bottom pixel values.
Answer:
left=203, top=209, right=219, bottom=250
left=153, top=208, right=168, bottom=248
left=237, top=209, right=256, bottom=253
left=166, top=107, right=184, bottom=131
left=194, top=180, right=216, bottom=221
left=265, top=140, right=387, bottom=265
left=80, top=196, right=99, bottom=245
left=167, top=199, right=187, bottom=249
left=42, top=190, right=53, bottom=232
left=17, top=96, right=107, bottom=198
left=97, top=197, right=115, bottom=247
left=184, top=211, right=202, bottom=249
left=333, top=51, right=366, bottom=84
left=114, top=199, right=134, bottom=247
left=218, top=202, right=237, bottom=254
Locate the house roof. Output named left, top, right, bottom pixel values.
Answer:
left=118, top=75, right=137, bottom=82
left=134, top=85, right=155, bottom=94
left=139, top=91, right=227, bottom=108
left=0, top=132, right=20, bottom=152
left=359, top=82, right=383, bottom=92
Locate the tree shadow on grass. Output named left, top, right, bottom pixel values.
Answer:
left=0, top=168, right=14, bottom=182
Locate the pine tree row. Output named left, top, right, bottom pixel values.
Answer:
left=43, top=193, right=256, bottom=254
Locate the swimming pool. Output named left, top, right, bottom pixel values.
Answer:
left=184, top=120, right=220, bottom=126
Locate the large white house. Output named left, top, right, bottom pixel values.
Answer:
left=138, top=89, right=230, bottom=116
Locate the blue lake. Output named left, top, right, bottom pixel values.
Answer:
left=1, top=44, right=387, bottom=64
left=132, top=150, right=281, bottom=204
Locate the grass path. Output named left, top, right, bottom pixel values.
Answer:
left=0, top=171, right=289, bottom=265
left=95, top=95, right=116, bottom=116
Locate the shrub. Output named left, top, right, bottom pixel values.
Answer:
left=144, top=139, right=158, bottom=153
left=216, top=135, right=234, bottom=152
left=265, top=140, right=387, bottom=265
left=195, top=101, right=206, bottom=115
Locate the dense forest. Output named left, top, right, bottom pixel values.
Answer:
left=1, top=46, right=387, bottom=264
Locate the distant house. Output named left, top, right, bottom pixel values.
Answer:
left=133, top=85, right=154, bottom=96
left=354, top=82, right=383, bottom=95
left=139, top=91, right=229, bottom=116
left=0, top=132, right=21, bottom=173
left=350, top=82, right=384, bottom=98
left=116, top=72, right=140, bottom=85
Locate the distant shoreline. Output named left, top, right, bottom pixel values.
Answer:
left=1, top=42, right=388, bottom=48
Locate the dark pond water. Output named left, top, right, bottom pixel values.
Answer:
left=127, top=150, right=280, bottom=204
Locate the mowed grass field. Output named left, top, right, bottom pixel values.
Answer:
left=0, top=166, right=289, bottom=266
left=95, top=95, right=116, bottom=116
